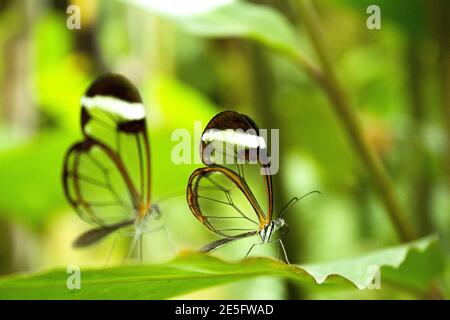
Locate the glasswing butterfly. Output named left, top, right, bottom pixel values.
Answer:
left=62, top=73, right=160, bottom=260
left=187, top=111, right=318, bottom=263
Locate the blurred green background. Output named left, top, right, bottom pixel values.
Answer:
left=0, top=0, right=448, bottom=299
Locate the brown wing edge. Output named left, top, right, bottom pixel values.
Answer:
left=186, top=166, right=268, bottom=237
left=62, top=139, right=104, bottom=225
left=62, top=136, right=145, bottom=225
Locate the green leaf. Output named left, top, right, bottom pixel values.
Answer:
left=125, top=0, right=300, bottom=56
left=0, top=236, right=443, bottom=299
left=301, top=235, right=444, bottom=291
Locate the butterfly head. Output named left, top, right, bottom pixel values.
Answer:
left=151, top=203, right=162, bottom=220
left=135, top=203, right=161, bottom=233
left=260, top=218, right=289, bottom=243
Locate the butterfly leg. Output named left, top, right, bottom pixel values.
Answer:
left=124, top=231, right=140, bottom=264
left=278, top=239, right=290, bottom=265
left=103, top=233, right=119, bottom=268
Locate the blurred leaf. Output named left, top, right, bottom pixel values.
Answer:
left=98, top=1, right=130, bottom=66
left=274, top=87, right=357, bottom=184
left=0, top=132, right=76, bottom=229
left=125, top=0, right=300, bottom=56
left=33, top=13, right=89, bottom=129
left=0, top=236, right=443, bottom=299
left=33, top=13, right=72, bottom=70
left=142, top=76, right=218, bottom=197
left=152, top=76, right=217, bottom=128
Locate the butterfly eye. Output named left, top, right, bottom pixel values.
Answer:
left=151, top=204, right=162, bottom=220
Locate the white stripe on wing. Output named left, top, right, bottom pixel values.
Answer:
left=81, top=95, right=145, bottom=120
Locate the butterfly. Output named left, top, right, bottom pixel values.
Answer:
left=187, top=111, right=318, bottom=263
left=62, top=73, right=160, bottom=259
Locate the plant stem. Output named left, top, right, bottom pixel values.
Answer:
left=405, top=40, right=433, bottom=235
left=288, top=0, right=417, bottom=241
left=435, top=0, right=450, bottom=188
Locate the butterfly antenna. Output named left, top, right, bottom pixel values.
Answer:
left=279, top=190, right=321, bottom=218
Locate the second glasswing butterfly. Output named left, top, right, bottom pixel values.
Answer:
left=187, top=111, right=319, bottom=264
left=62, top=73, right=160, bottom=261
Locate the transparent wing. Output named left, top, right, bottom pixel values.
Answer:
left=187, top=166, right=265, bottom=238
left=63, top=139, right=135, bottom=225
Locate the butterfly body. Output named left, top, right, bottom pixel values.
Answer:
left=258, top=218, right=287, bottom=244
